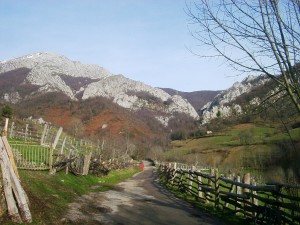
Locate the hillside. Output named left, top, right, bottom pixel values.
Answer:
left=161, top=88, right=220, bottom=113
left=9, top=92, right=169, bottom=149
left=0, top=52, right=205, bottom=150
left=0, top=52, right=199, bottom=126
left=160, top=123, right=300, bottom=183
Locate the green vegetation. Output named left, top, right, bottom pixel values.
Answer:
left=159, top=168, right=299, bottom=225
left=1, top=105, right=13, bottom=119
left=162, top=123, right=300, bottom=183
left=160, top=177, right=247, bottom=225
left=2, top=167, right=141, bottom=224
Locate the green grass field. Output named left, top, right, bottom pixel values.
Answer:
left=163, top=123, right=300, bottom=183
left=2, top=167, right=141, bottom=225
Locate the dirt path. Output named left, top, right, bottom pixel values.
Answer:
left=62, top=161, right=226, bottom=225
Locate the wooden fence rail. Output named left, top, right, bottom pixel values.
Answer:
left=3, top=121, right=134, bottom=175
left=159, top=163, right=300, bottom=225
left=10, top=142, right=51, bottom=170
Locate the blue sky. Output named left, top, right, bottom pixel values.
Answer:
left=0, top=0, right=245, bottom=92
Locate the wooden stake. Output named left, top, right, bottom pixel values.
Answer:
left=52, top=127, right=63, bottom=150
left=0, top=138, right=32, bottom=223
left=24, top=124, right=29, bottom=142
left=2, top=136, right=19, bottom=179
left=9, top=122, right=15, bottom=138
left=0, top=162, right=22, bottom=222
left=82, top=152, right=92, bottom=175
left=40, top=124, right=48, bottom=145
left=2, top=118, right=9, bottom=137
left=0, top=140, right=22, bottom=223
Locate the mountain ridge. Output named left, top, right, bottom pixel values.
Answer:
left=161, top=88, right=220, bottom=113
left=200, top=75, right=271, bottom=123
left=0, top=52, right=199, bottom=124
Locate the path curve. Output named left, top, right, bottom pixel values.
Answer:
left=62, top=161, right=226, bottom=225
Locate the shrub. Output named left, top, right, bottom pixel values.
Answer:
left=170, top=131, right=186, bottom=140
left=189, top=129, right=206, bottom=138
left=239, top=129, right=254, bottom=145
left=1, top=105, right=13, bottom=118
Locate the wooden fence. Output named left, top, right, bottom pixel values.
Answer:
left=1, top=121, right=96, bottom=173
left=159, top=163, right=300, bottom=225
left=0, top=119, right=32, bottom=223
left=10, top=141, right=51, bottom=170
left=2, top=121, right=134, bottom=175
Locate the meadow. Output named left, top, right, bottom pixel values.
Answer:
left=162, top=123, right=300, bottom=184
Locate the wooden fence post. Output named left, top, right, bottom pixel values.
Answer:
left=198, top=174, right=203, bottom=199
left=24, top=124, right=29, bottom=142
left=236, top=175, right=241, bottom=214
left=189, top=166, right=196, bottom=192
left=243, top=173, right=251, bottom=193
left=65, top=149, right=72, bottom=175
left=225, top=173, right=236, bottom=208
left=2, top=137, right=19, bottom=179
left=9, top=122, right=14, bottom=138
left=40, top=124, right=48, bottom=145
left=251, top=178, right=258, bottom=217
left=0, top=138, right=32, bottom=223
left=0, top=159, right=22, bottom=223
left=188, top=171, right=192, bottom=191
left=2, top=118, right=9, bottom=136
left=171, top=163, right=177, bottom=185
left=52, top=127, right=63, bottom=149
left=179, top=170, right=184, bottom=190
left=215, top=169, right=220, bottom=208
left=243, top=173, right=251, bottom=217
left=59, top=137, right=66, bottom=156
left=1, top=119, right=19, bottom=178
left=49, top=127, right=63, bottom=174
left=82, top=152, right=92, bottom=175
left=206, top=168, right=214, bottom=204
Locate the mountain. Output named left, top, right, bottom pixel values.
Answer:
left=0, top=52, right=199, bottom=126
left=161, top=88, right=220, bottom=113
left=200, top=75, right=270, bottom=123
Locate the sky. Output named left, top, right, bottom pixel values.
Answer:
left=0, top=0, right=247, bottom=92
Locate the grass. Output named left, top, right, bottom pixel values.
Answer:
left=163, top=123, right=300, bottom=170
left=2, top=167, right=141, bottom=225
left=160, top=169, right=300, bottom=225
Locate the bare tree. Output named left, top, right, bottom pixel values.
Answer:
left=186, top=0, right=300, bottom=113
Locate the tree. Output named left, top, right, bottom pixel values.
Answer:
left=186, top=0, right=300, bottom=114
left=1, top=105, right=13, bottom=118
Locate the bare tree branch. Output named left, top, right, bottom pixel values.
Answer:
left=187, top=0, right=300, bottom=113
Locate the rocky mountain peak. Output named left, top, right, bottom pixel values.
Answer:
left=201, top=75, right=270, bottom=123
left=0, top=53, right=199, bottom=124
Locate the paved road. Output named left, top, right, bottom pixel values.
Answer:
left=62, top=161, right=226, bottom=225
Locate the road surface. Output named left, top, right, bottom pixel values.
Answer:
left=62, top=161, right=226, bottom=225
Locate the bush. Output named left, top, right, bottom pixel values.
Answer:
left=189, top=129, right=206, bottom=138
left=1, top=105, right=13, bottom=118
left=170, top=131, right=186, bottom=140
left=239, top=129, right=254, bottom=145
left=291, top=121, right=300, bottom=129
